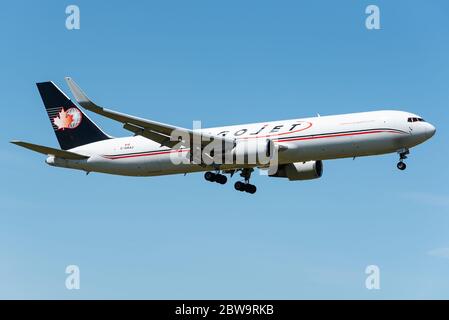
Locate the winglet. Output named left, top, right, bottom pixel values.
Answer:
left=65, top=77, right=102, bottom=112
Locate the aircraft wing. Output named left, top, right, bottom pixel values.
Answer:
left=65, top=77, right=235, bottom=149
left=11, top=141, right=89, bottom=160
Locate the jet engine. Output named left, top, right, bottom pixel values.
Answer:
left=229, top=139, right=271, bottom=165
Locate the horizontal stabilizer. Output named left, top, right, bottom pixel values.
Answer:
left=11, top=141, right=89, bottom=160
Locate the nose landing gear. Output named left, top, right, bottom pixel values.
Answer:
left=397, top=148, right=409, bottom=171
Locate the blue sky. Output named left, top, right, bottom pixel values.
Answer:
left=0, top=0, right=448, bottom=299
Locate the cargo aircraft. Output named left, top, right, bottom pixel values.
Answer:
left=11, top=78, right=436, bottom=194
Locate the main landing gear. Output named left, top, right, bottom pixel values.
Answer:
left=204, top=168, right=257, bottom=194
left=234, top=168, right=257, bottom=194
left=204, top=171, right=227, bottom=184
left=397, top=148, right=409, bottom=171
left=234, top=181, right=257, bottom=194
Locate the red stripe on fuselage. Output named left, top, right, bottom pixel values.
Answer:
left=103, top=149, right=189, bottom=160
left=102, top=129, right=404, bottom=160
left=274, top=129, right=403, bottom=143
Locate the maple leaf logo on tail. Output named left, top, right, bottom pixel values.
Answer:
left=53, top=108, right=73, bottom=130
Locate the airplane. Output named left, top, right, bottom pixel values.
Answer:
left=11, top=78, right=436, bottom=194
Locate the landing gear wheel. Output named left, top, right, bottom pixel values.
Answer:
left=245, top=184, right=257, bottom=194
left=397, top=162, right=406, bottom=171
left=234, top=169, right=257, bottom=193
left=234, top=181, right=245, bottom=191
left=216, top=174, right=227, bottom=185
left=204, top=172, right=216, bottom=182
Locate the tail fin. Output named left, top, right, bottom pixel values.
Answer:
left=36, top=81, right=110, bottom=150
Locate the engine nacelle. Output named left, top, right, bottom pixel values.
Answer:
left=269, top=160, right=323, bottom=181
left=199, top=139, right=287, bottom=166
left=231, top=139, right=271, bottom=165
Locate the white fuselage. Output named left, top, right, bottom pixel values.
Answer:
left=46, top=110, right=435, bottom=176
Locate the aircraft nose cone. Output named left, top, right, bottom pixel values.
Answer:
left=427, top=123, right=436, bottom=139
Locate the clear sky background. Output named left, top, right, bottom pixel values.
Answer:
left=0, top=0, right=448, bottom=299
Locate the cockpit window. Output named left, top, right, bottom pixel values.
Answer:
left=407, top=117, right=425, bottom=123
